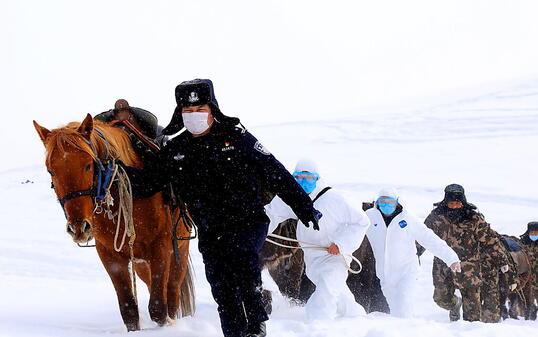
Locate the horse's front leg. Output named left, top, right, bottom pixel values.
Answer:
left=96, top=243, right=140, bottom=331
left=147, top=241, right=172, bottom=326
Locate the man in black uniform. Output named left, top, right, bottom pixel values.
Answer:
left=124, top=79, right=321, bottom=337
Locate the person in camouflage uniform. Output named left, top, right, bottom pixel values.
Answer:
left=519, top=221, right=538, bottom=319
left=425, top=184, right=516, bottom=322
left=480, top=227, right=519, bottom=322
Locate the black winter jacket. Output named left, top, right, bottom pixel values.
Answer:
left=125, top=121, right=316, bottom=233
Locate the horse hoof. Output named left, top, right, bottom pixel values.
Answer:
left=166, top=316, right=176, bottom=325
left=126, top=322, right=140, bottom=331
left=152, top=317, right=167, bottom=327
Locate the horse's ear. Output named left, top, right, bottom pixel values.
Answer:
left=78, top=113, right=94, bottom=140
left=33, top=120, right=51, bottom=144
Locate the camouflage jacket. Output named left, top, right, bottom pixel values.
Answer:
left=520, top=235, right=538, bottom=283
left=424, top=206, right=508, bottom=265
left=481, top=227, right=513, bottom=269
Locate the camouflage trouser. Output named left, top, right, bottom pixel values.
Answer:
left=432, top=259, right=482, bottom=321
left=480, top=266, right=501, bottom=323
left=526, top=280, right=538, bottom=320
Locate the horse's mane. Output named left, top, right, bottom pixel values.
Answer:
left=44, top=121, right=139, bottom=167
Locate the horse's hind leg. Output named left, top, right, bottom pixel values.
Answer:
left=167, top=240, right=189, bottom=319
left=96, top=244, right=139, bottom=331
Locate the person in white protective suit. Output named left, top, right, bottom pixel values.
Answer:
left=265, top=159, right=370, bottom=320
left=365, top=187, right=462, bottom=318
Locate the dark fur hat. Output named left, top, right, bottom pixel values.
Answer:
left=162, top=79, right=240, bottom=135
left=443, top=183, right=467, bottom=204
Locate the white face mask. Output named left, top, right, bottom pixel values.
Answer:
left=182, top=112, right=211, bottom=135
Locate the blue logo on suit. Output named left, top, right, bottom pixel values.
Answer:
left=399, top=220, right=408, bottom=228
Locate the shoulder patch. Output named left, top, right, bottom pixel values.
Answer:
left=254, top=141, right=271, bottom=155
left=399, top=220, right=408, bottom=228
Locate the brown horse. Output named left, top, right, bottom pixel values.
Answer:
left=33, top=114, right=195, bottom=331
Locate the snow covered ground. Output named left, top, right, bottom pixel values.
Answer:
left=2, top=1, right=538, bottom=335
left=1, top=81, right=537, bottom=337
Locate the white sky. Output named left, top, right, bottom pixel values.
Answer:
left=1, top=0, right=538, bottom=164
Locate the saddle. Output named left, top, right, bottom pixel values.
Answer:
left=501, top=235, right=524, bottom=252
left=94, top=107, right=166, bottom=162
left=95, top=107, right=160, bottom=139
left=501, top=235, right=531, bottom=275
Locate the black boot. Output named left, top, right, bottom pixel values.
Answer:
left=245, top=321, right=266, bottom=337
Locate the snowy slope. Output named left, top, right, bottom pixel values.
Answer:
left=1, top=82, right=537, bottom=337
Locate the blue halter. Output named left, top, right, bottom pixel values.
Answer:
left=55, top=129, right=115, bottom=217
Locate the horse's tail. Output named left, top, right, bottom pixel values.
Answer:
left=178, top=256, right=196, bottom=317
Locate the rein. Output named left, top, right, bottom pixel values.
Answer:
left=171, top=198, right=198, bottom=264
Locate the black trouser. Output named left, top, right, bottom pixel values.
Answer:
left=198, top=220, right=269, bottom=337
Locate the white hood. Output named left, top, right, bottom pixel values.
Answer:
left=294, top=158, right=319, bottom=174
left=377, top=187, right=399, bottom=199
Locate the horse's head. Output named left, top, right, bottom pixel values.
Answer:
left=33, top=114, right=107, bottom=243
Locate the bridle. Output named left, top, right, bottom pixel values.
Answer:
left=52, top=128, right=116, bottom=218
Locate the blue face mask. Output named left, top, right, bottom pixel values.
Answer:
left=293, top=171, right=319, bottom=194
left=377, top=197, right=398, bottom=216
left=297, top=179, right=317, bottom=194
left=378, top=203, right=396, bottom=216
left=530, top=235, right=538, bottom=241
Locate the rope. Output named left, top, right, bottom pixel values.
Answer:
left=266, top=233, right=363, bottom=274
left=83, top=127, right=139, bottom=306
left=516, top=289, right=527, bottom=308
left=99, top=163, right=137, bottom=304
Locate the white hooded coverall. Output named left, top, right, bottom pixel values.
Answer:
left=266, top=179, right=370, bottom=320
left=366, top=204, right=460, bottom=318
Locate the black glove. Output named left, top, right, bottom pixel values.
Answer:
left=300, top=209, right=322, bottom=231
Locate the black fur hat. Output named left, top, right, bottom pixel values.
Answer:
left=162, top=79, right=240, bottom=135
left=443, top=183, right=467, bottom=204
left=528, top=222, right=538, bottom=232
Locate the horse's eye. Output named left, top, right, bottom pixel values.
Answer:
left=48, top=170, right=55, bottom=177
left=85, top=164, right=92, bottom=171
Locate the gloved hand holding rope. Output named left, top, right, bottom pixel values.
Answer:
left=266, top=233, right=363, bottom=274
